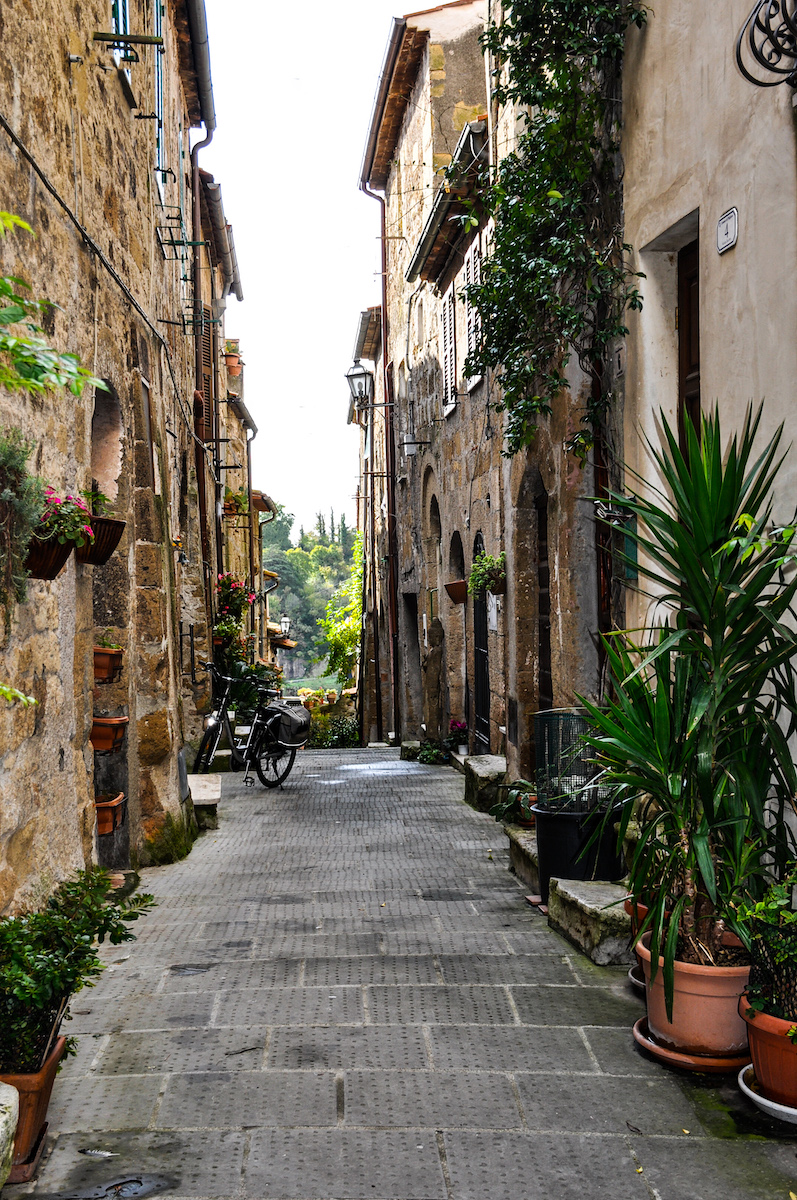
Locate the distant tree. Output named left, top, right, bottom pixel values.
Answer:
left=338, top=514, right=355, bottom=560
left=319, top=533, right=364, bottom=686
left=329, top=510, right=336, bottom=544
left=260, top=505, right=294, bottom=552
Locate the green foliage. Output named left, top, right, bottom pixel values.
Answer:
left=489, top=780, right=535, bottom=824
left=0, top=211, right=105, bottom=398
left=468, top=550, right=506, bottom=595
left=463, top=1, right=647, bottom=457
left=319, top=532, right=364, bottom=686
left=79, top=487, right=112, bottom=516
left=0, top=681, right=37, bottom=705
left=581, top=407, right=797, bottom=1016
left=0, top=868, right=155, bottom=1072
left=0, top=426, right=45, bottom=625
left=418, top=741, right=450, bottom=765
left=143, top=810, right=198, bottom=867
left=224, top=485, right=248, bottom=514
left=261, top=505, right=295, bottom=552
left=307, top=713, right=360, bottom=749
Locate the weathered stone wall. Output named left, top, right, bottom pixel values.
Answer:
left=0, top=0, right=240, bottom=905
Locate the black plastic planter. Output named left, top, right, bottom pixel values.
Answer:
left=531, top=804, right=624, bottom=904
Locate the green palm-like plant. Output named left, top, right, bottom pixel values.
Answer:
left=581, top=406, right=797, bottom=1015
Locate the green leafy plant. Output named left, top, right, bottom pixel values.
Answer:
left=216, top=571, right=255, bottom=621
left=34, top=486, right=94, bottom=548
left=307, top=713, right=359, bottom=749
left=0, top=681, right=37, bottom=706
left=318, top=531, right=364, bottom=685
left=581, top=407, right=797, bottom=1016
left=468, top=550, right=506, bottom=595
left=0, top=868, right=155, bottom=1072
left=490, top=779, right=536, bottom=824
left=0, top=211, right=105, bottom=397
left=737, top=873, right=797, bottom=1024
left=79, top=487, right=112, bottom=516
left=0, top=426, right=44, bottom=625
left=224, top=486, right=248, bottom=515
left=461, top=1, right=647, bottom=458
left=417, top=740, right=450, bottom=765
left=95, top=628, right=122, bottom=650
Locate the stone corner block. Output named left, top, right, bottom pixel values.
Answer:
left=400, top=741, right=421, bottom=761
left=547, top=878, right=633, bottom=966
left=0, top=1081, right=19, bottom=1193
left=463, top=754, right=506, bottom=813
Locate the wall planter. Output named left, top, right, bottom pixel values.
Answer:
left=89, top=715, right=129, bottom=755
left=444, top=580, right=468, bottom=604
left=740, top=995, right=797, bottom=1108
left=93, top=646, right=124, bottom=685
left=224, top=352, right=242, bottom=377
left=634, top=933, right=750, bottom=1069
left=0, top=1036, right=66, bottom=1183
left=531, top=804, right=624, bottom=904
left=76, top=517, right=125, bottom=566
left=95, top=792, right=126, bottom=836
left=23, top=536, right=73, bottom=580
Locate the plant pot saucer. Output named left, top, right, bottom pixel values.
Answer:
left=628, top=961, right=646, bottom=994
left=738, top=1064, right=797, bottom=1125
left=632, top=1017, right=752, bottom=1073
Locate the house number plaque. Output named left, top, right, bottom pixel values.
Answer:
left=717, top=208, right=738, bottom=254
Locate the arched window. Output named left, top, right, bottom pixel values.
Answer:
left=449, top=531, right=465, bottom=580
left=90, top=383, right=123, bottom=501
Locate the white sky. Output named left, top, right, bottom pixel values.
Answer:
left=202, top=0, right=405, bottom=542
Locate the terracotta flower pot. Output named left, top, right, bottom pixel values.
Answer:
left=89, top=715, right=129, bottom=754
left=444, top=580, right=468, bottom=604
left=93, top=646, right=123, bottom=684
left=637, top=932, right=750, bottom=1057
left=24, top=536, right=73, bottom=580
left=0, top=1036, right=66, bottom=1183
left=94, top=791, right=126, bottom=836
left=740, top=994, right=797, bottom=1107
left=76, top=516, right=126, bottom=566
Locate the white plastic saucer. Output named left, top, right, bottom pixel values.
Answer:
left=738, top=1064, right=797, bottom=1125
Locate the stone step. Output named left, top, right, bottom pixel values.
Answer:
left=503, top=825, right=631, bottom=966
left=187, top=773, right=221, bottom=830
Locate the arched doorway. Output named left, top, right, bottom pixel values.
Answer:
left=472, top=532, right=490, bottom=753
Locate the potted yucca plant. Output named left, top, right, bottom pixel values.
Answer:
left=582, top=407, right=797, bottom=1069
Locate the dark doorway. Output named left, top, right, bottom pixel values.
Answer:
left=536, top=494, right=553, bottom=712
left=678, top=239, right=700, bottom=450
left=473, top=532, right=490, bottom=753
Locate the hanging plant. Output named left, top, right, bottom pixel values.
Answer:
left=468, top=550, right=506, bottom=595
left=0, top=427, right=44, bottom=627
left=461, top=0, right=647, bottom=459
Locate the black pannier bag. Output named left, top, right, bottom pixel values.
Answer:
left=266, top=702, right=311, bottom=749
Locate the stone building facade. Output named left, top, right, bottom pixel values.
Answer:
left=0, top=0, right=266, bottom=911
left=355, top=1, right=604, bottom=776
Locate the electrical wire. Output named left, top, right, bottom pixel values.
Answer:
left=0, top=109, right=217, bottom=479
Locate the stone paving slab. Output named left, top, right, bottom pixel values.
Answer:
left=12, top=746, right=797, bottom=1200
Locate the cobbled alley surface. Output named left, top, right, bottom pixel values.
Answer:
left=11, top=749, right=797, bottom=1200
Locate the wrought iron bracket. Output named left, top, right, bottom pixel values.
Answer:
left=737, top=1, right=797, bottom=88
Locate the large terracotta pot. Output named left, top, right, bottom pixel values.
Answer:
left=637, top=932, right=750, bottom=1056
left=76, top=516, right=126, bottom=566
left=95, top=791, right=126, bottom=836
left=0, top=1036, right=66, bottom=1183
left=24, top=536, right=73, bottom=580
left=740, top=994, right=797, bottom=1107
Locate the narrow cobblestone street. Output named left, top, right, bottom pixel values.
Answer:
left=14, top=749, right=797, bottom=1200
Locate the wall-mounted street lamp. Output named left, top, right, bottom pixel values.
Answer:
left=279, top=612, right=291, bottom=637
left=345, top=360, right=374, bottom=407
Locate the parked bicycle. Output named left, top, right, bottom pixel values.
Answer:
left=193, top=662, right=311, bottom=787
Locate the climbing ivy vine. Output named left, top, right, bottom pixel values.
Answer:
left=462, top=0, right=647, bottom=458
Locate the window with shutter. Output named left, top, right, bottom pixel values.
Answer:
left=201, top=306, right=213, bottom=430
left=441, top=285, right=456, bottom=415
left=464, top=235, right=483, bottom=390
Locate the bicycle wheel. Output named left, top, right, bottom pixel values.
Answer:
left=255, top=744, right=297, bottom=788
left=194, top=723, right=221, bottom=773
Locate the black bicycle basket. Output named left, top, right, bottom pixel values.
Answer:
left=265, top=702, right=311, bottom=749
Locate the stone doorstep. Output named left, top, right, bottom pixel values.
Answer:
left=503, top=825, right=632, bottom=966
left=187, top=774, right=221, bottom=831
left=463, top=754, right=507, bottom=813
left=0, top=1081, right=18, bottom=1193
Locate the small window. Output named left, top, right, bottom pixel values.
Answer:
left=441, top=285, right=456, bottom=415
left=464, top=236, right=483, bottom=390
left=111, top=0, right=131, bottom=72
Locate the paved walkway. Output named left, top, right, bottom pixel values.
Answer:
left=13, top=749, right=797, bottom=1200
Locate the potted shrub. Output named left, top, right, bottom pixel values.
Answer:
left=25, top=486, right=94, bottom=579
left=223, top=339, right=242, bottom=377
left=0, top=870, right=154, bottom=1181
left=76, top=489, right=126, bottom=566
left=737, top=874, right=797, bottom=1110
left=490, top=779, right=536, bottom=828
left=582, top=407, right=797, bottom=1068
left=93, top=629, right=124, bottom=685
left=223, top=486, right=248, bottom=517
left=468, top=550, right=506, bottom=595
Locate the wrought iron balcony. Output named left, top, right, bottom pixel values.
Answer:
left=737, top=1, right=797, bottom=87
